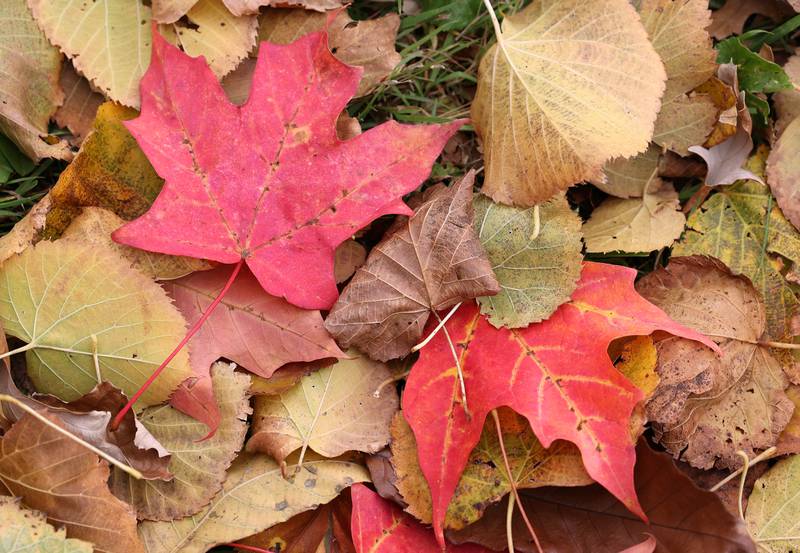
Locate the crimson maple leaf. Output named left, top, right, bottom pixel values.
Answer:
left=112, top=32, right=464, bottom=310
left=403, top=262, right=719, bottom=545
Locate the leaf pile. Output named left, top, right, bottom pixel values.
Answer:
left=2, top=0, right=800, bottom=552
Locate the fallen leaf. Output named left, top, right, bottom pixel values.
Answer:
left=249, top=362, right=319, bottom=396
left=717, top=37, right=793, bottom=94
left=247, top=352, right=398, bottom=467
left=165, top=266, right=343, bottom=431
left=616, top=335, right=661, bottom=401
left=745, top=453, right=800, bottom=552
left=0, top=237, right=191, bottom=407
left=335, top=240, right=367, bottom=284
left=0, top=497, right=93, bottom=553
left=708, top=0, right=791, bottom=39
left=776, top=384, right=800, bottom=455
left=0, top=412, right=145, bottom=553
left=774, top=55, right=800, bottom=137
left=160, top=0, right=257, bottom=78
left=350, top=484, right=490, bottom=553
left=325, top=173, right=499, bottom=361
left=110, top=363, right=251, bottom=520
left=365, top=449, right=405, bottom=507
left=112, top=31, right=463, bottom=310
left=54, top=62, right=105, bottom=145
left=583, top=179, right=685, bottom=253
left=403, top=262, right=717, bottom=543
left=391, top=409, right=591, bottom=531
left=138, top=453, right=369, bottom=553
left=223, top=0, right=346, bottom=16
left=637, top=256, right=793, bottom=469
left=151, top=0, right=198, bottom=24
left=596, top=146, right=662, bottom=199
left=62, top=207, right=211, bottom=281
left=44, top=102, right=165, bottom=239
left=471, top=0, right=666, bottom=205
left=259, top=8, right=401, bottom=96
left=767, top=117, right=800, bottom=232
left=448, top=443, right=756, bottom=553
left=695, top=74, right=739, bottom=147
left=236, top=491, right=355, bottom=553
left=0, top=194, right=51, bottom=264
left=636, top=0, right=718, bottom=154
left=0, top=0, right=71, bottom=161
left=474, top=193, right=583, bottom=328
left=27, top=0, right=152, bottom=107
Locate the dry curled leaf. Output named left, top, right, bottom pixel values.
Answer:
left=637, top=256, right=793, bottom=469
left=325, top=173, right=499, bottom=361
left=471, top=0, right=666, bottom=205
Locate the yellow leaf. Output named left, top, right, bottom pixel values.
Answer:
left=471, top=0, right=666, bottom=205
left=597, top=145, right=661, bottom=199
left=0, top=497, right=93, bottom=553
left=746, top=454, right=800, bottom=551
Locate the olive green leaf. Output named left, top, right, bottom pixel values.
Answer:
left=0, top=237, right=191, bottom=406
left=0, top=497, right=93, bottom=553
left=110, top=363, right=251, bottom=520
left=474, top=194, right=582, bottom=328
left=746, top=454, right=800, bottom=551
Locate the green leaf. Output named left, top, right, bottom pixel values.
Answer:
left=0, top=497, right=93, bottom=553
left=716, top=36, right=792, bottom=93
left=0, top=134, right=35, bottom=176
left=746, top=454, right=800, bottom=551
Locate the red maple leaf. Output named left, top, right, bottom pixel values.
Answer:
left=350, top=484, right=491, bottom=553
left=402, top=262, right=719, bottom=545
left=112, top=31, right=464, bottom=310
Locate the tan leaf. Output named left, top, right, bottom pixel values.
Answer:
left=258, top=8, right=400, bottom=96
left=635, top=0, right=718, bottom=154
left=62, top=207, right=211, bottom=280
left=27, top=0, right=152, bottom=107
left=776, top=384, right=800, bottom=455
left=246, top=352, right=398, bottom=467
left=0, top=194, right=51, bottom=264
left=708, top=0, right=792, bottom=40
left=137, top=453, right=369, bottom=553
left=160, top=0, right=257, bottom=78
left=152, top=0, right=199, bottom=24
left=325, top=172, right=499, bottom=361
left=470, top=0, right=666, bottom=205
left=774, top=55, right=800, bottom=138
left=583, top=179, right=685, bottom=253
left=54, top=62, right=105, bottom=145
left=0, top=0, right=71, bottom=161
left=222, top=0, right=346, bottom=16
left=0, top=497, right=93, bottom=553
left=0, top=412, right=144, bottom=553
left=334, top=239, right=367, bottom=283
left=110, top=363, right=251, bottom=520
left=636, top=256, right=793, bottom=469
left=745, top=454, right=800, bottom=552
left=767, top=116, right=800, bottom=232
left=597, top=145, right=661, bottom=199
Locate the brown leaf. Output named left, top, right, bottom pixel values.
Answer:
left=448, top=442, right=756, bottom=553
left=366, top=449, right=406, bottom=507
left=325, top=172, right=500, bottom=361
left=0, top=412, right=144, bottom=553
left=708, top=0, right=792, bottom=40
left=53, top=62, right=105, bottom=145
left=222, top=0, right=346, bottom=16
left=766, top=117, right=800, bottom=232
left=776, top=384, right=800, bottom=455
left=774, top=55, right=800, bottom=138
left=334, top=239, right=367, bottom=284
left=636, top=256, right=793, bottom=469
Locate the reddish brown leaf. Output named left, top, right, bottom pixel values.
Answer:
left=448, top=443, right=756, bottom=553
left=112, top=31, right=463, bottom=310
left=325, top=173, right=500, bottom=361
left=165, top=266, right=344, bottom=432
left=350, top=484, right=490, bottom=553
left=403, top=262, right=718, bottom=544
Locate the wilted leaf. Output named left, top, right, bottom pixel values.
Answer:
left=137, top=453, right=369, bottom=553
left=597, top=146, right=661, bottom=199
left=448, top=443, right=756, bottom=553
left=350, top=484, right=490, bottom=553
left=110, top=363, right=251, bottom=520
left=335, top=240, right=367, bottom=284
left=44, top=102, right=165, bottom=238
left=391, top=410, right=590, bottom=530
left=165, top=266, right=343, bottom=431
left=403, top=263, right=717, bottom=543
left=27, top=0, right=152, bottom=107
left=54, top=62, right=105, bottom=145
left=637, top=256, right=793, bottom=469
left=0, top=497, right=93, bottom=553
left=746, top=454, right=800, bottom=552
left=326, top=173, right=499, bottom=361
left=0, top=0, right=71, bottom=161
left=474, top=194, right=582, bottom=328
left=0, top=194, right=51, bottom=264
left=223, top=0, right=346, bottom=16
left=708, top=0, right=791, bottom=40
left=247, top=353, right=398, bottom=467
left=112, top=31, right=462, bottom=310
left=583, top=179, right=685, bottom=253
left=161, top=0, right=257, bottom=78
left=776, top=385, right=800, bottom=455
left=62, top=207, right=211, bottom=280
left=471, top=0, right=666, bottom=205
left=259, top=8, right=401, bottom=96
left=636, top=0, right=718, bottom=154
left=0, top=412, right=144, bottom=553
left=767, top=117, right=800, bottom=232
left=0, top=237, right=191, bottom=406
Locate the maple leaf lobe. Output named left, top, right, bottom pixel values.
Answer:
left=113, top=30, right=464, bottom=309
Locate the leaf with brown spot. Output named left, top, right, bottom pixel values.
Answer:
left=637, top=256, right=793, bottom=469
left=325, top=173, right=499, bottom=361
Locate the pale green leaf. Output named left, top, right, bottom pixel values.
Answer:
left=0, top=497, right=93, bottom=553
left=746, top=454, right=800, bottom=551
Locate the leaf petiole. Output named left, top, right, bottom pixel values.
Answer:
left=0, top=341, right=35, bottom=361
